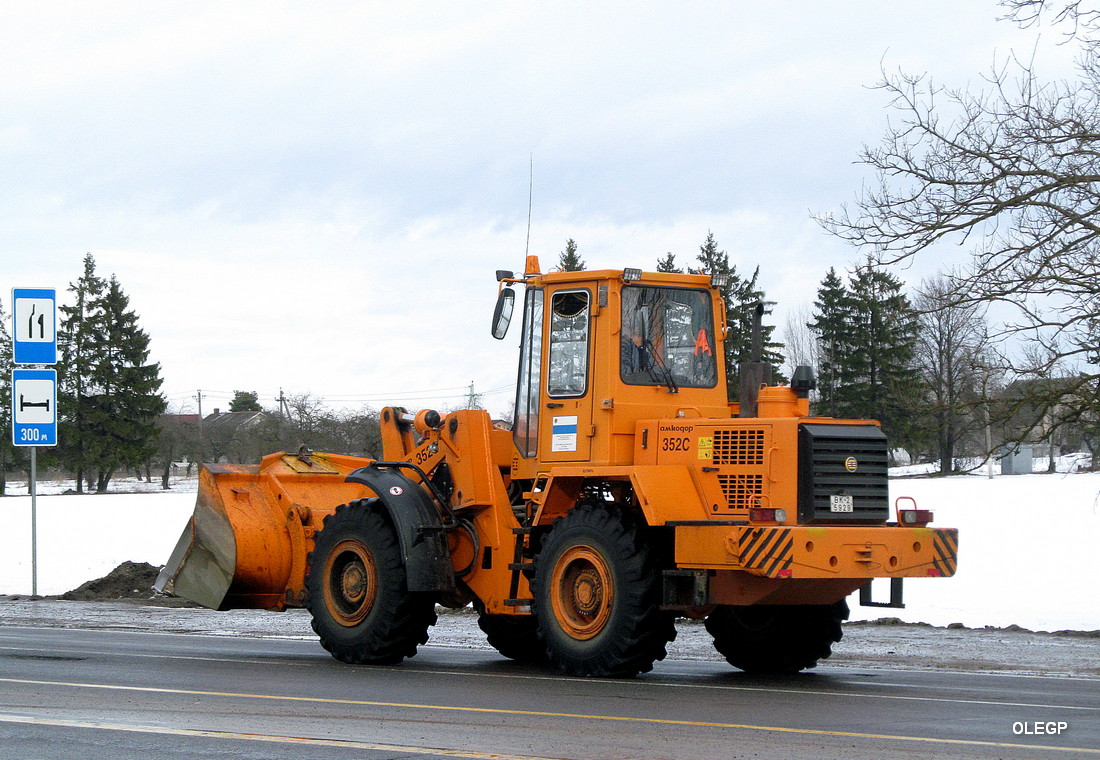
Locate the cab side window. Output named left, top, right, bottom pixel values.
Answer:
left=547, top=290, right=590, bottom=397
left=513, top=289, right=544, bottom=457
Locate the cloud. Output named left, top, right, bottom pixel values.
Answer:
left=0, top=1, right=1081, bottom=417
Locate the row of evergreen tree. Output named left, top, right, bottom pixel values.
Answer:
left=0, top=254, right=165, bottom=493
left=2, top=244, right=1088, bottom=492
left=558, top=233, right=1090, bottom=470
left=808, top=263, right=920, bottom=451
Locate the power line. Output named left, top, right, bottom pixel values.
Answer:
left=163, top=383, right=495, bottom=401
left=162, top=384, right=515, bottom=412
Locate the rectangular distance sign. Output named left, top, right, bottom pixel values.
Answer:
left=12, top=368, right=57, bottom=446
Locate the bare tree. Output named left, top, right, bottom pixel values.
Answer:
left=155, top=403, right=200, bottom=487
left=1001, top=0, right=1100, bottom=43
left=1016, top=342, right=1081, bottom=469
left=913, top=276, right=993, bottom=472
left=283, top=392, right=329, bottom=446
left=781, top=304, right=819, bottom=381
left=819, top=2, right=1100, bottom=447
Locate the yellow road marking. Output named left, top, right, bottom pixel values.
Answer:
left=0, top=713, right=559, bottom=759
left=1, top=677, right=1096, bottom=755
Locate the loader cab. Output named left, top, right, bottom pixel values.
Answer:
left=497, top=262, right=730, bottom=476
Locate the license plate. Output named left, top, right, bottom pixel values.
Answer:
left=830, top=494, right=854, bottom=513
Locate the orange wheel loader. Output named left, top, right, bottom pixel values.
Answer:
left=156, top=257, right=957, bottom=677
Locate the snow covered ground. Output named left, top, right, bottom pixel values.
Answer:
left=1, top=471, right=1098, bottom=632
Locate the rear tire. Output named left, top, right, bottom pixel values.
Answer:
left=532, top=503, right=674, bottom=677
left=705, top=600, right=848, bottom=674
left=306, top=499, right=436, bottom=664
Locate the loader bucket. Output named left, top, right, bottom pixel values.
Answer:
left=155, top=469, right=242, bottom=610
left=156, top=452, right=374, bottom=611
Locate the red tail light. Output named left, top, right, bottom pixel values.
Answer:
left=749, top=508, right=787, bottom=523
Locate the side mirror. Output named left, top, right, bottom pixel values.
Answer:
left=491, top=288, right=515, bottom=340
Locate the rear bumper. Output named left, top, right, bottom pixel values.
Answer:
left=673, top=523, right=958, bottom=579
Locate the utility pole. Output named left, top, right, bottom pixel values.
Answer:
left=984, top=382, right=994, bottom=479
left=195, top=390, right=205, bottom=462
left=974, top=365, right=994, bottom=480
left=466, top=381, right=477, bottom=409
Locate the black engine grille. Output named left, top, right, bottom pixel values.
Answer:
left=797, top=424, right=889, bottom=524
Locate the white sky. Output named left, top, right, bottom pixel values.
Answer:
left=0, top=2, right=1080, bottom=416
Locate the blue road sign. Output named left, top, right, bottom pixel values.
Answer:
left=12, top=369, right=57, bottom=447
left=12, top=288, right=57, bottom=365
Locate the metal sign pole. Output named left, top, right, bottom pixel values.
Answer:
left=30, top=446, right=37, bottom=597
left=11, top=287, right=56, bottom=599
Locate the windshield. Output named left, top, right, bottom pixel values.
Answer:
left=620, top=286, right=718, bottom=389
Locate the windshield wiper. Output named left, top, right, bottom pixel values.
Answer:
left=642, top=340, right=679, bottom=393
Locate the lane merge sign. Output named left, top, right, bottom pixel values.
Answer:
left=12, top=368, right=57, bottom=447
left=12, top=287, right=58, bottom=366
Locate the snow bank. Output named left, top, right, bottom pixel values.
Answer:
left=855, top=471, right=1100, bottom=631
left=2, top=472, right=1098, bottom=632
left=0, top=491, right=195, bottom=598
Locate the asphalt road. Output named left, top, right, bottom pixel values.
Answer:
left=0, top=626, right=1097, bottom=760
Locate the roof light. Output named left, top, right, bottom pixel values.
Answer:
left=623, top=267, right=642, bottom=282
left=711, top=272, right=730, bottom=288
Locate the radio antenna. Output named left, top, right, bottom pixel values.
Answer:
left=524, top=153, right=533, bottom=258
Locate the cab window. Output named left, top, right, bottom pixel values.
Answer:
left=513, top=288, right=543, bottom=457
left=547, top=290, right=590, bottom=397
left=621, top=286, right=717, bottom=389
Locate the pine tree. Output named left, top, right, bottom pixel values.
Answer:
left=695, top=232, right=784, bottom=399
left=229, top=390, right=262, bottom=412
left=846, top=261, right=922, bottom=449
left=0, top=297, right=23, bottom=495
left=809, top=261, right=922, bottom=450
left=728, top=265, right=785, bottom=370
left=557, top=239, right=586, bottom=271
left=87, top=275, right=166, bottom=492
left=808, top=268, right=855, bottom=418
left=58, top=255, right=166, bottom=492
left=58, top=253, right=107, bottom=493
left=696, top=232, right=738, bottom=395
left=656, top=252, right=681, bottom=273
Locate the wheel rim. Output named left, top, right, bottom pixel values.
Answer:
left=323, top=539, right=377, bottom=627
left=550, top=545, right=614, bottom=640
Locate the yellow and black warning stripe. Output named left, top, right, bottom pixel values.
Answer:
left=932, top=528, right=959, bottom=577
left=738, top=527, right=793, bottom=576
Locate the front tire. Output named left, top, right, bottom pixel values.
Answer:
left=705, top=601, right=848, bottom=674
left=532, top=503, right=674, bottom=677
left=305, top=498, right=436, bottom=664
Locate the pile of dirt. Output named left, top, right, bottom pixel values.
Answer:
left=61, top=561, right=162, bottom=601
